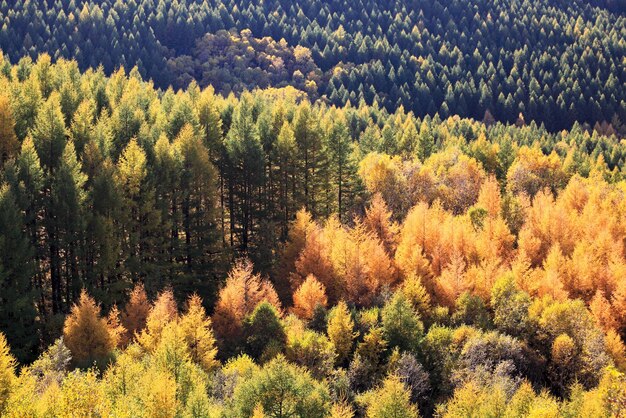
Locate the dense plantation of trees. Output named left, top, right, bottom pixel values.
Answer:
left=0, top=54, right=625, bottom=416
left=0, top=0, right=624, bottom=131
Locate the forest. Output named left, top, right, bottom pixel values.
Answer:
left=0, top=51, right=624, bottom=416
left=0, top=0, right=624, bottom=130
left=0, top=0, right=625, bottom=416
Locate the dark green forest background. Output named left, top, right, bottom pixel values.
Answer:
left=1, top=0, right=624, bottom=131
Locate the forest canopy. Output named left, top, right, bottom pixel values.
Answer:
left=0, top=51, right=625, bottom=416
left=0, top=0, right=624, bottom=130
left=0, top=0, right=625, bottom=415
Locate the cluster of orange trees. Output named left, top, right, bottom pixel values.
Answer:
left=1, top=168, right=626, bottom=416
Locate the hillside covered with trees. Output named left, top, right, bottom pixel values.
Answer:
left=0, top=0, right=624, bottom=131
left=0, top=52, right=625, bottom=416
left=0, top=0, right=625, bottom=416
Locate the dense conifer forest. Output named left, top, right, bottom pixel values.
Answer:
left=0, top=0, right=625, bottom=417
left=0, top=0, right=625, bottom=130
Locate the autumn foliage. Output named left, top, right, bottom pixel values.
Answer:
left=0, top=51, right=625, bottom=417
left=212, top=259, right=281, bottom=353
left=63, top=290, right=115, bottom=366
left=121, top=283, right=151, bottom=345
left=292, top=275, right=328, bottom=320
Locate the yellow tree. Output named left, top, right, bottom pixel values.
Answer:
left=180, top=294, right=219, bottom=372
left=139, top=369, right=178, bottom=418
left=358, top=152, right=409, bottom=216
left=63, top=290, right=115, bottom=366
left=331, top=402, right=355, bottom=418
left=138, top=289, right=178, bottom=351
left=422, top=147, right=486, bottom=214
left=358, top=375, right=419, bottom=418
left=401, top=275, right=432, bottom=321
left=550, top=334, right=577, bottom=394
left=327, top=301, right=356, bottom=365
left=0, top=332, right=15, bottom=414
left=57, top=370, right=105, bottom=417
left=3, top=369, right=41, bottom=418
left=604, top=330, right=626, bottom=372
left=0, top=95, right=19, bottom=165
left=507, top=146, right=568, bottom=198
left=292, top=275, right=328, bottom=320
left=153, top=322, right=192, bottom=387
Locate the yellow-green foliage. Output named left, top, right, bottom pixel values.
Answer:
left=327, top=301, right=356, bottom=364
left=0, top=333, right=15, bottom=414
left=57, top=370, right=105, bottom=418
left=359, top=375, right=420, bottom=418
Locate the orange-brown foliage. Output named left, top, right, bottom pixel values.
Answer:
left=121, top=283, right=151, bottom=344
left=276, top=209, right=317, bottom=301
left=590, top=290, right=618, bottom=333
left=476, top=176, right=501, bottom=218
left=212, top=259, right=281, bottom=344
left=106, top=305, right=126, bottom=349
left=291, top=275, right=328, bottom=320
left=363, top=193, right=399, bottom=254
left=63, top=290, right=115, bottom=363
left=293, top=218, right=337, bottom=301
left=327, top=219, right=396, bottom=306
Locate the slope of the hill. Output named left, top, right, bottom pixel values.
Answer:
left=0, top=53, right=624, bottom=362
left=0, top=0, right=624, bottom=131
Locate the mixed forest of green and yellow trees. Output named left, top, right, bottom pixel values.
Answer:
left=0, top=51, right=624, bottom=416
left=0, top=0, right=625, bottom=416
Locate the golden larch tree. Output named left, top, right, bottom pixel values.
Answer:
left=212, top=259, right=281, bottom=346
left=401, top=274, right=432, bottom=320
left=63, top=290, right=115, bottom=365
left=292, top=275, right=328, bottom=320
left=363, top=193, right=399, bottom=254
left=138, top=289, right=178, bottom=351
left=0, top=95, right=19, bottom=165
left=293, top=220, right=337, bottom=301
left=589, top=290, right=618, bottom=333
left=327, top=301, right=356, bottom=365
left=180, top=294, right=219, bottom=372
left=275, top=209, right=317, bottom=300
left=476, top=175, right=501, bottom=218
left=106, top=304, right=126, bottom=349
left=121, top=282, right=151, bottom=343
left=0, top=332, right=15, bottom=414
